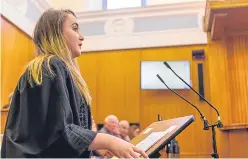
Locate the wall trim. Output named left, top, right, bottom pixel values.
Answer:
left=77, top=1, right=207, bottom=52
left=76, top=1, right=206, bottom=20
left=83, top=28, right=207, bottom=52
left=1, top=0, right=207, bottom=52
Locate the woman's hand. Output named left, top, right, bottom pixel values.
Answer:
left=89, top=133, right=148, bottom=158
left=103, top=150, right=114, bottom=158
left=108, top=136, right=148, bottom=158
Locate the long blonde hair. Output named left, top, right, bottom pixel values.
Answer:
left=27, top=8, right=91, bottom=104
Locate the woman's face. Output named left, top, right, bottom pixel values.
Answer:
left=62, top=14, right=84, bottom=58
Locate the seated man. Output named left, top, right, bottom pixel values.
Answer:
left=99, top=115, right=120, bottom=137
left=95, top=115, right=120, bottom=158
left=119, top=120, right=131, bottom=142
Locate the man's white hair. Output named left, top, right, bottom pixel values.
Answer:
left=104, top=115, right=119, bottom=123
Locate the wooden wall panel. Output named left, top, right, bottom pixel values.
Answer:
left=121, top=51, right=141, bottom=122
left=78, top=50, right=141, bottom=123
left=228, top=129, right=248, bottom=158
left=95, top=51, right=126, bottom=121
left=207, top=38, right=230, bottom=157
left=207, top=37, right=231, bottom=124
left=226, top=35, right=248, bottom=124
left=1, top=16, right=34, bottom=133
left=1, top=16, right=34, bottom=108
left=208, top=34, right=248, bottom=158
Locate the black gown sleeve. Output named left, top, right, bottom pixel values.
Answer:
left=1, top=58, right=97, bottom=158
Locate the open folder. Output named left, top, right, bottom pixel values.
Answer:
left=131, top=115, right=195, bottom=157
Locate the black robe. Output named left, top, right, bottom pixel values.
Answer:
left=1, top=57, right=97, bottom=158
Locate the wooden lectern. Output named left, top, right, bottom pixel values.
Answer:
left=131, top=115, right=195, bottom=158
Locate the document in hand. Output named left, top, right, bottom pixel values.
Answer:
left=136, top=125, right=177, bottom=151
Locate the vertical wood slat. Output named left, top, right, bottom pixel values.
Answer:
left=226, top=35, right=248, bottom=124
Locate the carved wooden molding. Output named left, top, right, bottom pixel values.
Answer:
left=210, top=13, right=227, bottom=40
left=1, top=0, right=207, bottom=51
left=204, top=0, right=248, bottom=40
left=220, top=123, right=248, bottom=131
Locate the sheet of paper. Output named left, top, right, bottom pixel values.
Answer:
left=165, top=125, right=177, bottom=134
left=136, top=125, right=177, bottom=152
left=142, top=128, right=153, bottom=134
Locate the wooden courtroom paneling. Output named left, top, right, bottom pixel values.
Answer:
left=1, top=16, right=34, bottom=108
left=78, top=50, right=141, bottom=123
left=207, top=37, right=231, bottom=157
left=224, top=35, right=248, bottom=158
left=208, top=34, right=248, bottom=158
left=226, top=35, right=248, bottom=124
left=228, top=129, right=248, bottom=157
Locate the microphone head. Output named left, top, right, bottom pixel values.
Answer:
left=163, top=61, right=172, bottom=69
left=217, top=120, right=223, bottom=128
left=203, top=117, right=209, bottom=130
left=158, top=114, right=162, bottom=121
left=156, top=74, right=165, bottom=84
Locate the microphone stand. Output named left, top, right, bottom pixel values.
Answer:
left=163, top=62, right=223, bottom=128
left=156, top=74, right=222, bottom=159
left=163, top=61, right=223, bottom=159
left=209, top=124, right=219, bottom=158
left=157, top=75, right=209, bottom=129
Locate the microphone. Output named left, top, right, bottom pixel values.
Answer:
left=156, top=74, right=209, bottom=130
left=158, top=114, right=162, bottom=121
left=163, top=61, right=223, bottom=128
